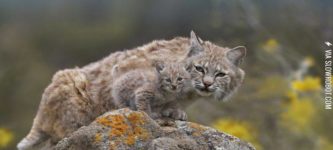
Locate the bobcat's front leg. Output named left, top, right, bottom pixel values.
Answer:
left=162, top=101, right=187, bottom=121
left=134, top=87, right=161, bottom=119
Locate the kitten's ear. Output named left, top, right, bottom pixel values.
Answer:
left=154, top=61, right=165, bottom=73
left=226, top=46, right=246, bottom=66
left=184, top=61, right=192, bottom=72
left=187, top=30, right=204, bottom=57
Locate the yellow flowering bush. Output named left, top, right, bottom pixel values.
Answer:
left=280, top=95, right=316, bottom=132
left=303, top=57, right=315, bottom=67
left=0, top=128, right=14, bottom=149
left=317, top=137, right=333, bottom=150
left=291, top=76, right=321, bottom=92
left=212, top=119, right=262, bottom=150
left=262, top=38, right=279, bottom=53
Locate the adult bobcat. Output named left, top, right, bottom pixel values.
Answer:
left=17, top=31, right=246, bottom=150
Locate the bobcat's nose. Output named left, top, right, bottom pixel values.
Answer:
left=171, top=85, right=176, bottom=90
left=203, top=76, right=214, bottom=88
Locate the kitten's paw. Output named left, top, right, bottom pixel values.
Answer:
left=161, top=108, right=174, bottom=117
left=150, top=112, right=162, bottom=119
left=171, top=109, right=188, bottom=121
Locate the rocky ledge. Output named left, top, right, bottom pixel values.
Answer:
left=55, top=108, right=255, bottom=150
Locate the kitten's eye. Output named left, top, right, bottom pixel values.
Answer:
left=177, top=77, right=183, bottom=81
left=195, top=66, right=204, bottom=73
left=216, top=72, right=226, bottom=77
left=165, top=78, right=171, bottom=82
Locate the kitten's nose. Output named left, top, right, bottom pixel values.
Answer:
left=203, top=76, right=214, bottom=87
left=171, top=85, right=176, bottom=90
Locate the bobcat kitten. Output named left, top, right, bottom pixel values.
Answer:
left=112, top=62, right=191, bottom=120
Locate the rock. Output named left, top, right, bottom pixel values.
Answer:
left=54, top=108, right=255, bottom=150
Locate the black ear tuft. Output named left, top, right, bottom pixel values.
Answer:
left=226, top=46, right=246, bottom=66
left=187, top=30, right=204, bottom=57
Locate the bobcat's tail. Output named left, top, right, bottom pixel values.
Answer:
left=17, top=121, right=48, bottom=150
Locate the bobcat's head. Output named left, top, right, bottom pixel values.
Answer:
left=155, top=62, right=191, bottom=94
left=186, top=31, right=246, bottom=101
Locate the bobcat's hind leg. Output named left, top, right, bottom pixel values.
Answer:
left=17, top=115, right=48, bottom=150
left=18, top=68, right=93, bottom=149
left=17, top=130, right=47, bottom=150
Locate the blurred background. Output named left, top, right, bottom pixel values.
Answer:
left=0, top=0, right=332, bottom=149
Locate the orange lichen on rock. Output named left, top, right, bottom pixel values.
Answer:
left=109, top=141, right=118, bottom=150
left=94, top=133, right=102, bottom=143
left=96, top=115, right=124, bottom=127
left=127, top=112, right=145, bottom=125
left=125, top=134, right=136, bottom=145
left=96, top=114, right=129, bottom=137
left=109, top=116, right=128, bottom=137
left=188, top=122, right=207, bottom=136
left=124, top=126, right=150, bottom=145
left=189, top=122, right=207, bottom=131
left=133, top=126, right=144, bottom=135
left=138, top=128, right=150, bottom=140
left=97, top=111, right=151, bottom=147
left=124, top=112, right=151, bottom=145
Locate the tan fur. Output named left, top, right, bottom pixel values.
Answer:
left=18, top=32, right=246, bottom=150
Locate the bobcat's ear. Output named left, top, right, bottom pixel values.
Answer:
left=226, top=46, right=246, bottom=66
left=111, top=64, right=119, bottom=75
left=187, top=30, right=204, bottom=57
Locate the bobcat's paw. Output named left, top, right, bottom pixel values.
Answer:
left=171, top=109, right=188, bottom=121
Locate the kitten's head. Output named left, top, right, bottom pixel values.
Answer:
left=186, top=31, right=246, bottom=101
left=155, top=62, right=191, bottom=94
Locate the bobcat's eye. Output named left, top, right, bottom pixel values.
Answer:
left=216, top=72, right=226, bottom=77
left=195, top=66, right=204, bottom=73
left=177, top=77, right=183, bottom=81
left=165, top=78, right=171, bottom=82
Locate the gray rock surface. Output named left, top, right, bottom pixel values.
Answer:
left=55, top=108, right=256, bottom=150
